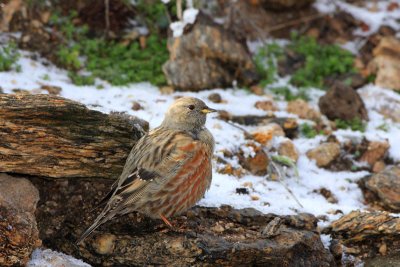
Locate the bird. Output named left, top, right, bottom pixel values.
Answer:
left=77, top=97, right=216, bottom=244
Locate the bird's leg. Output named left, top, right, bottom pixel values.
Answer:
left=160, top=214, right=173, bottom=228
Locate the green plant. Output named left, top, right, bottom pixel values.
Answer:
left=41, top=74, right=51, bottom=81
left=254, top=43, right=284, bottom=87
left=335, top=118, right=366, bottom=132
left=377, top=123, right=389, bottom=132
left=300, top=123, right=318, bottom=138
left=136, top=0, right=179, bottom=31
left=57, top=45, right=82, bottom=70
left=82, top=35, right=168, bottom=86
left=50, top=11, right=169, bottom=86
left=288, top=34, right=355, bottom=89
left=68, top=72, right=95, bottom=86
left=270, top=86, right=309, bottom=101
left=0, top=41, right=21, bottom=72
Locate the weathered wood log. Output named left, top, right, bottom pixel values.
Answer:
left=31, top=177, right=335, bottom=266
left=326, top=210, right=400, bottom=259
left=0, top=94, right=148, bottom=179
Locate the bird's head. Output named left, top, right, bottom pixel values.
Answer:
left=161, top=97, right=216, bottom=131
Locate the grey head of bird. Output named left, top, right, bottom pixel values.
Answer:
left=161, top=97, right=217, bottom=132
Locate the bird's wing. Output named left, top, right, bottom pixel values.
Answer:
left=77, top=128, right=199, bottom=244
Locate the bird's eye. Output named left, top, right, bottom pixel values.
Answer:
left=188, top=105, right=195, bottom=110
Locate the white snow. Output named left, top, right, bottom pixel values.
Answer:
left=170, top=8, right=199, bottom=37
left=28, top=249, right=90, bottom=267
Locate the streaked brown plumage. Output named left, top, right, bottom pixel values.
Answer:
left=77, top=97, right=216, bottom=244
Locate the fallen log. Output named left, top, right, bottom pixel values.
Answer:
left=31, top=176, right=335, bottom=266
left=326, top=210, right=400, bottom=259
left=0, top=94, right=148, bottom=179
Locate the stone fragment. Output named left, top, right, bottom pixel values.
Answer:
left=319, top=82, right=368, bottom=121
left=278, top=139, right=299, bottom=162
left=287, top=99, right=320, bottom=121
left=0, top=174, right=41, bottom=266
left=238, top=144, right=269, bottom=175
left=306, top=142, right=341, bottom=168
left=208, top=93, right=222, bottom=103
left=255, top=100, right=278, bottom=111
left=92, top=234, right=116, bottom=255
left=41, top=85, right=62, bottom=95
left=131, top=101, right=142, bottom=111
left=372, top=161, right=386, bottom=173
left=363, top=166, right=400, bottom=211
left=250, top=85, right=265, bottom=96
left=359, top=140, right=389, bottom=166
left=368, top=37, right=400, bottom=91
left=252, top=123, right=285, bottom=145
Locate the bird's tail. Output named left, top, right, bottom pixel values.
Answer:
left=76, top=206, right=115, bottom=245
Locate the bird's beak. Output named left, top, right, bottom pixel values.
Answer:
left=201, top=107, right=217, bottom=114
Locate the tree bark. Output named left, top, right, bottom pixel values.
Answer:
left=0, top=94, right=148, bottom=179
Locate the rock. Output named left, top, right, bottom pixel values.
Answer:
left=131, top=101, right=142, bottom=111
left=278, top=139, right=299, bottom=162
left=261, top=0, right=315, bottom=10
left=319, top=82, right=368, bottom=121
left=324, top=73, right=367, bottom=90
left=252, top=123, right=285, bottom=145
left=217, top=162, right=245, bottom=177
left=287, top=99, right=321, bottom=121
left=359, top=86, right=400, bottom=122
left=0, top=174, right=41, bottom=266
left=327, top=210, right=400, bottom=259
left=19, top=21, right=60, bottom=61
left=0, top=87, right=3, bottom=94
left=238, top=144, right=269, bottom=175
left=360, top=140, right=389, bottom=166
left=221, top=0, right=317, bottom=41
left=40, top=85, right=62, bottom=95
left=163, top=12, right=259, bottom=91
left=314, top=188, right=338, bottom=204
left=372, top=161, right=386, bottom=173
left=363, top=166, right=400, bottom=211
left=208, top=93, right=222, bottom=103
left=250, top=85, right=265, bottom=96
left=92, top=234, right=117, bottom=255
left=0, top=0, right=24, bottom=32
left=365, top=255, right=400, bottom=267
left=159, top=86, right=175, bottom=95
left=306, top=142, right=341, bottom=168
left=368, top=37, right=400, bottom=91
left=12, top=88, right=30, bottom=94
left=32, top=176, right=335, bottom=266
left=255, top=100, right=278, bottom=111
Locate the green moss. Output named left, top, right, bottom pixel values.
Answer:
left=300, top=123, right=319, bottom=138
left=289, top=35, right=355, bottom=89
left=254, top=43, right=284, bottom=87
left=68, top=72, right=95, bottom=86
left=0, top=41, right=21, bottom=72
left=50, top=11, right=169, bottom=86
left=270, top=86, right=309, bottom=101
left=335, top=118, right=366, bottom=132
